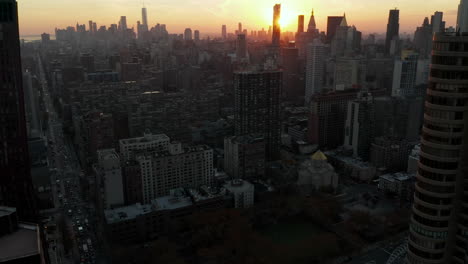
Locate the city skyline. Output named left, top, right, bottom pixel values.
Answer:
left=19, top=0, right=458, bottom=36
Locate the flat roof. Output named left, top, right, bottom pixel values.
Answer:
left=0, top=224, right=39, bottom=262
left=120, top=133, right=170, bottom=145
left=104, top=203, right=153, bottom=224
left=152, top=195, right=193, bottom=210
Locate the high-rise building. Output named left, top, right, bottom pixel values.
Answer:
left=307, top=90, right=358, bottom=149
left=119, top=132, right=170, bottom=162
left=89, top=20, right=93, bottom=33
left=224, top=135, right=265, bottom=180
left=194, top=30, right=200, bottom=41
left=385, top=9, right=400, bottom=54
left=184, top=28, right=192, bottom=41
left=344, top=92, right=375, bottom=160
left=222, top=25, right=227, bottom=39
left=282, top=44, right=302, bottom=101
left=272, top=4, right=281, bottom=46
left=297, top=15, right=304, bottom=33
left=238, top=22, right=242, bottom=34
left=236, top=34, right=247, bottom=59
left=234, top=70, right=282, bottom=161
left=119, top=16, right=127, bottom=32
left=141, top=7, right=148, bottom=27
left=431, top=11, right=444, bottom=33
left=414, top=17, right=433, bottom=59
left=326, top=16, right=344, bottom=42
left=305, top=39, right=327, bottom=102
left=406, top=31, right=468, bottom=263
left=392, top=50, right=419, bottom=97
left=458, top=0, right=468, bottom=32
left=0, top=0, right=37, bottom=221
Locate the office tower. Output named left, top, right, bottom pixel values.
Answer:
left=431, top=11, right=444, bottom=33
left=194, top=30, right=200, bottom=41
left=282, top=44, right=302, bottom=101
left=414, top=17, right=433, bottom=59
left=458, top=0, right=468, bottom=32
left=236, top=34, right=247, bottom=59
left=305, top=39, right=326, bottom=102
left=184, top=28, right=192, bottom=40
left=234, top=71, right=282, bottom=161
left=272, top=4, right=281, bottom=46
left=224, top=135, right=265, bottom=180
left=80, top=53, right=95, bottom=73
left=142, top=7, right=148, bottom=27
left=136, top=142, right=214, bottom=203
left=238, top=22, right=242, bottom=34
left=307, top=9, right=317, bottom=33
left=385, top=9, right=399, bottom=54
left=0, top=0, right=37, bottom=221
left=89, top=20, right=93, bottom=33
left=224, top=180, right=255, bottom=208
left=406, top=31, right=468, bottom=263
left=370, top=136, right=413, bottom=172
left=297, top=15, right=304, bottom=33
left=307, top=90, right=358, bottom=149
left=40, top=33, right=50, bottom=44
left=119, top=16, right=127, bottom=32
left=96, top=149, right=124, bottom=209
left=344, top=92, right=375, bottom=160
left=222, top=25, right=227, bottom=39
left=331, top=15, right=349, bottom=57
left=326, top=16, right=344, bottom=42
left=392, top=50, right=419, bottom=97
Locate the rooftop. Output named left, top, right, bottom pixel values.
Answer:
left=0, top=206, right=16, bottom=218
left=224, top=179, right=254, bottom=192
left=0, top=224, right=40, bottom=262
left=104, top=203, right=153, bottom=224
left=120, top=133, right=170, bottom=145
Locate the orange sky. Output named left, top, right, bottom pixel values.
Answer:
left=18, top=0, right=460, bottom=36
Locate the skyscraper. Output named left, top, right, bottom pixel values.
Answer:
left=431, top=11, right=444, bottom=33
left=119, top=16, right=127, bottom=33
left=305, top=39, right=327, bottom=102
left=236, top=34, right=247, bottom=59
left=238, top=22, right=242, bottom=34
left=184, top=28, right=192, bottom=40
left=0, top=0, right=37, bottom=221
left=222, top=25, right=227, bottom=39
left=297, top=15, right=304, bottom=33
left=407, top=3, right=468, bottom=262
left=272, top=4, right=281, bottom=46
left=234, top=70, right=282, bottom=161
left=89, top=20, right=93, bottom=33
left=194, top=30, right=200, bottom=41
left=327, top=16, right=344, bottom=42
left=391, top=50, right=419, bottom=97
left=141, top=7, right=148, bottom=27
left=385, top=9, right=399, bottom=54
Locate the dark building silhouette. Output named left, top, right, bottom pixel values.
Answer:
left=385, top=9, right=400, bottom=54
left=0, top=0, right=37, bottom=221
left=222, top=25, right=227, bottom=39
left=272, top=4, right=281, bottom=46
left=297, top=15, right=304, bottom=33
left=327, top=16, right=344, bottom=42
left=234, top=70, right=282, bottom=161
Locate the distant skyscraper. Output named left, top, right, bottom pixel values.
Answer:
left=222, top=25, right=227, bottom=39
left=238, top=22, right=242, bottom=34
left=184, top=28, right=192, bottom=40
left=0, top=0, right=37, bottom=221
left=142, top=7, right=148, bottom=27
left=305, top=39, right=327, bottom=102
left=297, top=15, right=305, bottom=33
left=326, top=16, right=344, bottom=42
left=272, top=4, right=281, bottom=46
left=307, top=9, right=317, bottom=33
left=236, top=34, right=247, bottom=59
left=89, top=20, right=93, bottom=33
left=431, top=11, right=444, bottom=33
left=234, top=71, right=282, bottom=161
left=392, top=50, right=419, bottom=97
left=119, top=16, right=127, bottom=32
left=458, top=0, right=468, bottom=32
left=194, top=30, right=200, bottom=41
left=407, top=5, right=468, bottom=261
left=385, top=9, right=399, bottom=54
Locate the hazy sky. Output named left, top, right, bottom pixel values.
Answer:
left=18, top=0, right=460, bottom=36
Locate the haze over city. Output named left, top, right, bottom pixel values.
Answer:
left=19, top=0, right=459, bottom=35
